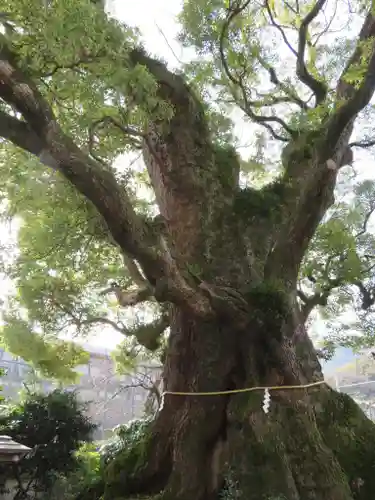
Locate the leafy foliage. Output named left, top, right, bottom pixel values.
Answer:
left=0, top=317, right=90, bottom=382
left=0, top=0, right=171, bottom=377
left=0, top=0, right=373, bottom=375
left=47, top=442, right=103, bottom=500
left=299, top=173, right=375, bottom=351
left=0, top=389, right=96, bottom=497
left=0, top=368, right=4, bottom=404
left=100, top=416, right=153, bottom=465
left=48, top=417, right=153, bottom=500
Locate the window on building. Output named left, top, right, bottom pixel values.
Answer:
left=0, top=352, right=15, bottom=362
left=0, top=361, right=20, bottom=378
left=18, top=363, right=30, bottom=378
left=90, top=365, right=104, bottom=379
left=76, top=364, right=91, bottom=377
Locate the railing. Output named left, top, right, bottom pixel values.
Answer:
left=332, top=378, right=375, bottom=421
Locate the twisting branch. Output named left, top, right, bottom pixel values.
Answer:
left=298, top=205, right=375, bottom=319
left=79, top=316, right=130, bottom=336
left=349, top=138, right=375, bottom=149
left=325, top=4, right=375, bottom=152
left=264, top=1, right=298, bottom=57
left=219, top=1, right=294, bottom=141
left=356, top=202, right=375, bottom=238
left=89, top=116, right=144, bottom=145
left=97, top=371, right=163, bottom=415
left=296, top=0, right=328, bottom=104
left=311, top=0, right=339, bottom=48
left=353, top=280, right=375, bottom=310
left=242, top=93, right=306, bottom=108
left=84, top=314, right=169, bottom=351
left=297, top=277, right=341, bottom=322
left=236, top=103, right=290, bottom=141
left=122, top=253, right=148, bottom=288
left=50, top=291, right=169, bottom=350
left=99, top=281, right=154, bottom=307
left=283, top=1, right=298, bottom=16
left=266, top=4, right=375, bottom=285
left=257, top=57, right=309, bottom=111
left=264, top=0, right=328, bottom=105
left=87, top=116, right=143, bottom=163
left=47, top=293, right=127, bottom=335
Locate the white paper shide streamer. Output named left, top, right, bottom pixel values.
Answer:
left=262, top=388, right=271, bottom=414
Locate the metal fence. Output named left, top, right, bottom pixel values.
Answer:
left=335, top=379, right=375, bottom=421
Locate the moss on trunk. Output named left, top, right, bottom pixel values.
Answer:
left=315, top=389, right=375, bottom=499
left=101, top=390, right=375, bottom=500
left=97, top=307, right=375, bottom=500
left=223, top=389, right=352, bottom=500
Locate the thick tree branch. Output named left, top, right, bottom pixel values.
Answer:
left=296, top=0, right=328, bottom=104
left=128, top=48, right=244, bottom=269
left=0, top=109, right=46, bottom=158
left=349, top=138, right=375, bottom=149
left=219, top=3, right=294, bottom=141
left=356, top=202, right=375, bottom=238
left=353, top=280, right=375, bottom=310
left=266, top=5, right=375, bottom=285
left=297, top=277, right=341, bottom=322
left=265, top=141, right=340, bottom=284
left=99, top=281, right=154, bottom=307
left=0, top=44, right=213, bottom=318
left=264, top=0, right=328, bottom=105
left=50, top=291, right=170, bottom=350
left=325, top=4, right=375, bottom=152
left=121, top=253, right=148, bottom=288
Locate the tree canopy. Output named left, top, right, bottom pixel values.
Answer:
left=0, top=0, right=374, bottom=379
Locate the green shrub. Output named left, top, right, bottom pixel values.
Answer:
left=0, top=389, right=96, bottom=498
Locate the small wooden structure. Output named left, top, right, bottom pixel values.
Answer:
left=0, top=435, right=30, bottom=463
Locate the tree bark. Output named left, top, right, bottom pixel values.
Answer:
left=2, top=10, right=375, bottom=500
left=103, top=299, right=375, bottom=500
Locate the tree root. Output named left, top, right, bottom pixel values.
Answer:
left=103, top=415, right=172, bottom=499
left=101, top=385, right=375, bottom=500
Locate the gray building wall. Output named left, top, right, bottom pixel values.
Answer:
left=0, top=347, right=162, bottom=439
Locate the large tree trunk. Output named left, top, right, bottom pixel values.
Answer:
left=103, top=299, right=375, bottom=500
left=99, top=51, right=375, bottom=496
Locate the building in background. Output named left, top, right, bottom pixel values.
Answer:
left=323, top=347, right=375, bottom=421
left=0, top=345, right=162, bottom=439
left=3, top=343, right=375, bottom=434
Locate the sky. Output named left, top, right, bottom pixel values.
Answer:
left=0, top=0, right=375, bottom=351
